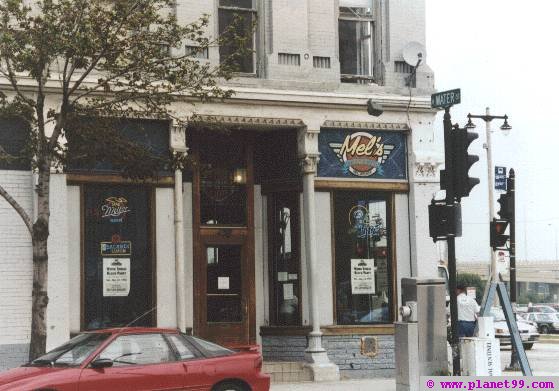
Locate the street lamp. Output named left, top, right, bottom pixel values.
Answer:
left=465, top=108, right=511, bottom=283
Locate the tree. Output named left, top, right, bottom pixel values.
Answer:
left=0, top=0, right=250, bottom=360
left=456, top=272, right=485, bottom=304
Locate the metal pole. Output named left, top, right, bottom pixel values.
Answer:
left=484, top=107, right=498, bottom=282
left=507, top=168, right=520, bottom=371
left=509, top=169, right=516, bottom=302
left=443, top=107, right=460, bottom=376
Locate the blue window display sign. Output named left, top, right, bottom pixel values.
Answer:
left=318, top=128, right=407, bottom=180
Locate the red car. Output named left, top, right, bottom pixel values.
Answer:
left=0, top=327, right=270, bottom=391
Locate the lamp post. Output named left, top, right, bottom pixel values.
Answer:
left=465, top=108, right=511, bottom=282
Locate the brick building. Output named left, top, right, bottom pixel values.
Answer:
left=0, top=0, right=443, bottom=379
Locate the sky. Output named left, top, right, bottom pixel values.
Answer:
left=425, top=0, right=559, bottom=262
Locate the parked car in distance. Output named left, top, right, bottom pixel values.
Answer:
left=0, top=327, right=270, bottom=391
left=527, top=305, right=558, bottom=314
left=522, top=312, right=559, bottom=334
left=491, top=308, right=540, bottom=350
left=537, top=303, right=559, bottom=312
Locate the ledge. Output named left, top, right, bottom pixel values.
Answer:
left=260, top=324, right=395, bottom=337
left=66, top=173, right=174, bottom=186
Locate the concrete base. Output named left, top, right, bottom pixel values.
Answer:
left=304, top=361, right=341, bottom=382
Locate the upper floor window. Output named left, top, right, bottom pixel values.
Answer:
left=339, top=0, right=374, bottom=83
left=218, top=0, right=256, bottom=74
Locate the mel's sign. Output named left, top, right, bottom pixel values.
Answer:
left=431, top=88, right=461, bottom=109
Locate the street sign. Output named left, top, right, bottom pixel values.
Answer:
left=431, top=88, right=461, bottom=109
left=495, top=166, right=507, bottom=191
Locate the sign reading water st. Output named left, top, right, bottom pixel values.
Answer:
left=431, top=88, right=461, bottom=109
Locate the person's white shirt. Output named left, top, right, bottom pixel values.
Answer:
left=457, top=292, right=480, bottom=321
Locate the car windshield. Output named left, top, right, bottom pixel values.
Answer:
left=29, top=333, right=110, bottom=367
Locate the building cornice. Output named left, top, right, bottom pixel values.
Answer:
left=0, top=74, right=436, bottom=112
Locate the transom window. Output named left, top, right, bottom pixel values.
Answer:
left=218, top=0, right=256, bottom=74
left=339, top=0, right=374, bottom=83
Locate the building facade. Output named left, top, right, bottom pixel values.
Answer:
left=0, top=0, right=444, bottom=379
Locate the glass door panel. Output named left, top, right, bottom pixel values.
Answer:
left=206, top=245, right=243, bottom=323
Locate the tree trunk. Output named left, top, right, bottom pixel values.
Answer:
left=28, top=167, right=50, bottom=361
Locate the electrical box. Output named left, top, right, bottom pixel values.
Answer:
left=396, top=278, right=448, bottom=391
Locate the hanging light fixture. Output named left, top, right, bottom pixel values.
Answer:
left=232, top=168, right=247, bottom=184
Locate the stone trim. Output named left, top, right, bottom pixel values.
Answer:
left=322, top=120, right=409, bottom=132
left=190, top=114, right=305, bottom=129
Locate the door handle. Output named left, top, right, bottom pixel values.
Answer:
left=182, top=362, right=188, bottom=373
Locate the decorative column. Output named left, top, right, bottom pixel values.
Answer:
left=298, top=127, right=339, bottom=382
left=170, top=123, right=188, bottom=332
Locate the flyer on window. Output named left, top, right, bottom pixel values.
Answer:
left=102, top=258, right=130, bottom=297
left=351, top=258, right=376, bottom=295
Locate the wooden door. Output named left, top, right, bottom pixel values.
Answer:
left=192, top=133, right=255, bottom=346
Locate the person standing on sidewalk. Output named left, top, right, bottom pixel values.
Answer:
left=456, top=284, right=480, bottom=338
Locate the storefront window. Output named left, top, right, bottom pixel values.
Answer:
left=268, top=192, right=301, bottom=325
left=333, top=191, right=392, bottom=325
left=83, top=185, right=154, bottom=329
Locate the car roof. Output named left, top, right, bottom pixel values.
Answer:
left=83, top=327, right=180, bottom=335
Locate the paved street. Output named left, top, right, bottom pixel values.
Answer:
left=271, top=342, right=559, bottom=390
left=500, top=341, right=559, bottom=375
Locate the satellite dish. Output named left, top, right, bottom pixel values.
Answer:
left=402, top=41, right=425, bottom=67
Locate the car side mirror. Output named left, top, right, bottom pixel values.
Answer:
left=90, top=358, right=113, bottom=369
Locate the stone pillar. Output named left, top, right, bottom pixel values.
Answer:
left=170, top=123, right=188, bottom=332
left=298, top=128, right=339, bottom=382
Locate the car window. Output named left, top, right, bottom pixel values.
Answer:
left=537, top=314, right=553, bottom=322
left=98, top=334, right=175, bottom=366
left=167, top=334, right=197, bottom=360
left=190, top=337, right=233, bottom=357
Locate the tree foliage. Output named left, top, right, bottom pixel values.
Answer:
left=0, top=0, right=250, bottom=176
left=457, top=272, right=486, bottom=304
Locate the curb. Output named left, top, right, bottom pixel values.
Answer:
left=539, top=335, right=559, bottom=344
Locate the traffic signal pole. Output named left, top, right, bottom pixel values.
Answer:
left=484, top=108, right=499, bottom=282
left=443, top=108, right=460, bottom=376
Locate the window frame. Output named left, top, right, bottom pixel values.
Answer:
left=330, top=190, right=397, bottom=326
left=217, top=0, right=258, bottom=75
left=338, top=7, right=375, bottom=83
left=267, top=191, right=302, bottom=327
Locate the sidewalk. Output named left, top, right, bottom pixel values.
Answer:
left=270, top=378, right=395, bottom=391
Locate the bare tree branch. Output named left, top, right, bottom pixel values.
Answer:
left=0, top=182, right=33, bottom=235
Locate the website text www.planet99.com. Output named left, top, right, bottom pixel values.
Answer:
left=421, top=377, right=559, bottom=391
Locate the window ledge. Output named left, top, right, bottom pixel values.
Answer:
left=260, top=324, right=395, bottom=336
left=260, top=326, right=312, bottom=336
left=321, top=324, right=394, bottom=336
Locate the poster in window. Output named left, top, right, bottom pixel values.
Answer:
left=103, top=258, right=130, bottom=297
left=351, top=258, right=376, bottom=294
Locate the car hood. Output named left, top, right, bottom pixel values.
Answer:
left=0, top=366, right=68, bottom=388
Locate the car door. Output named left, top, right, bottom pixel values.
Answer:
left=165, top=334, right=213, bottom=391
left=79, top=333, right=186, bottom=391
